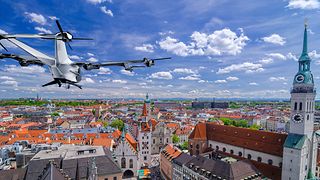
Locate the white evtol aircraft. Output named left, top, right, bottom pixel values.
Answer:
left=0, top=20, right=170, bottom=89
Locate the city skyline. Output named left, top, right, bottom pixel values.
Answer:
left=1, top=0, right=320, bottom=99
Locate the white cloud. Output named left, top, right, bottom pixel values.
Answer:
left=86, top=0, right=110, bottom=4
left=287, top=0, right=320, bottom=10
left=226, top=76, right=239, bottom=81
left=88, top=57, right=98, bottom=63
left=100, top=6, right=113, bottom=17
left=287, top=52, right=298, bottom=61
left=172, top=68, right=196, bottom=74
left=150, top=71, right=173, bottom=80
left=83, top=78, right=95, bottom=83
left=69, top=55, right=82, bottom=60
left=35, top=27, right=52, bottom=34
left=217, top=62, right=264, bottom=74
left=0, top=76, right=14, bottom=80
left=261, top=34, right=286, bottom=45
left=120, top=69, right=135, bottom=76
left=87, top=53, right=95, bottom=56
left=1, top=80, right=18, bottom=87
left=269, top=77, right=287, bottom=82
left=259, top=58, right=273, bottom=64
left=134, top=44, right=154, bottom=53
left=309, top=50, right=320, bottom=59
left=98, top=67, right=112, bottom=75
left=112, top=79, right=127, bottom=84
left=24, top=12, right=47, bottom=25
left=214, top=79, right=227, bottom=83
left=48, top=16, right=59, bottom=20
left=266, top=53, right=286, bottom=60
left=159, top=28, right=249, bottom=56
left=5, top=65, right=46, bottom=74
left=249, top=82, right=258, bottom=86
left=179, top=75, right=200, bottom=81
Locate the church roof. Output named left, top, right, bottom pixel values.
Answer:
left=283, top=133, right=306, bottom=150
left=189, top=123, right=287, bottom=156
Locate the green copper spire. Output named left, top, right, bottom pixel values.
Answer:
left=302, top=22, right=308, bottom=55
left=144, top=93, right=150, bottom=103
left=293, top=22, right=314, bottom=85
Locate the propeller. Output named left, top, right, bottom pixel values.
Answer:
left=55, top=20, right=93, bottom=50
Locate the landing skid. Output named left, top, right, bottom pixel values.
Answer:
left=42, top=79, right=82, bottom=89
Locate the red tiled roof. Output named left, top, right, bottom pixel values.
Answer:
left=189, top=123, right=287, bottom=157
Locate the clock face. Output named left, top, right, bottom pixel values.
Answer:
left=292, top=114, right=303, bottom=123
left=295, top=74, right=304, bottom=83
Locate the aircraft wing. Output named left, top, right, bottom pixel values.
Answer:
left=74, top=57, right=171, bottom=70
left=0, top=35, right=55, bottom=66
left=0, top=53, right=45, bottom=66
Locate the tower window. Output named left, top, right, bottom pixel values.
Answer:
left=299, top=102, right=303, bottom=111
left=268, top=159, right=273, bottom=165
left=247, top=154, right=252, bottom=160
left=294, top=102, right=297, bottom=110
left=257, top=157, right=262, bottom=162
left=307, top=115, right=309, bottom=120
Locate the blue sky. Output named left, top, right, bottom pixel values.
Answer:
left=1, top=0, right=320, bottom=99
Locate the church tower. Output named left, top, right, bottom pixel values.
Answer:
left=282, top=23, right=318, bottom=180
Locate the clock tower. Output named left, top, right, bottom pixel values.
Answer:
left=282, top=23, right=318, bottom=180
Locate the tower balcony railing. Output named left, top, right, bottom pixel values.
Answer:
left=291, top=86, right=316, bottom=93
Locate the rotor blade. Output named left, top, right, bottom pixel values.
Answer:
left=67, top=42, right=73, bottom=50
left=56, top=20, right=64, bottom=34
left=151, top=57, right=171, bottom=61
left=0, top=42, right=8, bottom=52
left=72, top=37, right=94, bottom=40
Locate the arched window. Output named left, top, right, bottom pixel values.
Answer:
left=257, top=157, right=262, bottom=162
left=268, top=159, right=273, bottom=165
left=223, top=148, right=226, bottom=152
left=299, top=102, right=303, bottom=111
left=247, top=154, right=252, bottom=160
left=209, top=144, right=212, bottom=148
left=238, top=152, right=242, bottom=157
left=230, top=150, right=234, bottom=154
left=196, top=144, right=200, bottom=149
left=307, top=115, right=309, bottom=120
left=129, top=159, right=133, bottom=168
left=216, top=146, right=219, bottom=150
left=294, top=102, right=297, bottom=110
left=121, top=157, right=126, bottom=168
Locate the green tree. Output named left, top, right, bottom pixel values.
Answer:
left=180, top=141, right=188, bottom=150
left=172, top=134, right=180, bottom=144
left=110, top=119, right=124, bottom=131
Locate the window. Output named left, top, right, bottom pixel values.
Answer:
left=230, top=150, right=234, bottom=154
left=268, top=159, right=273, bottom=165
left=299, top=102, right=303, bottom=111
left=166, top=138, right=168, bottom=143
left=144, top=156, right=147, bottom=161
left=257, top=157, right=262, bottom=162
left=247, top=154, right=251, bottom=160
left=153, top=139, right=155, bottom=144
left=216, top=146, right=219, bottom=150
left=238, top=152, right=242, bottom=157
left=196, top=144, right=200, bottom=149
left=209, top=144, right=212, bottom=148
left=113, top=177, right=117, bottom=180
left=294, top=102, right=297, bottom=110
left=121, top=157, right=126, bottom=168
left=223, top=148, right=226, bottom=152
left=307, top=115, right=309, bottom=120
left=279, top=162, right=282, bottom=168
left=129, top=159, right=133, bottom=168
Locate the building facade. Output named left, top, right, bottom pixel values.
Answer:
left=281, top=24, right=318, bottom=180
